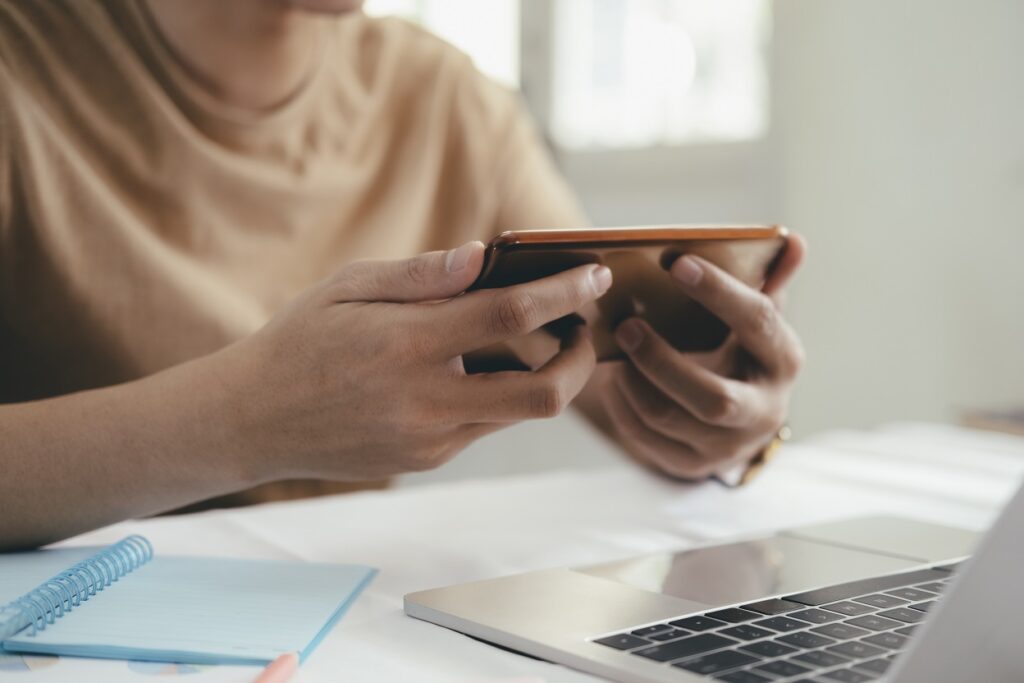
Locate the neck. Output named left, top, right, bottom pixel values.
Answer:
left=143, top=0, right=324, bottom=111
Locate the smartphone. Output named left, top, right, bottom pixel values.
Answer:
left=467, top=225, right=788, bottom=366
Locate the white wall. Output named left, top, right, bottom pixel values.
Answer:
left=773, top=0, right=1024, bottom=432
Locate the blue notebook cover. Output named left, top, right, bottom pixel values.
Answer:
left=0, top=536, right=375, bottom=665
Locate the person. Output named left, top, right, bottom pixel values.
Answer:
left=0, top=0, right=806, bottom=551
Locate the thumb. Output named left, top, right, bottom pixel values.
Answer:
left=328, top=241, right=485, bottom=303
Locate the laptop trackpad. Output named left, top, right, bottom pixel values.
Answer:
left=575, top=535, right=921, bottom=606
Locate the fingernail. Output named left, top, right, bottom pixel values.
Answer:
left=590, top=265, right=613, bottom=295
left=445, top=242, right=477, bottom=272
left=672, top=256, right=703, bottom=286
left=616, top=319, right=644, bottom=351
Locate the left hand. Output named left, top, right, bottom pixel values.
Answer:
left=599, top=234, right=807, bottom=481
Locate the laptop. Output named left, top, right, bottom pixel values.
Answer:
left=405, top=481, right=1024, bottom=682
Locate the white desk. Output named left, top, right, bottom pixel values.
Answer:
left=8, top=423, right=1024, bottom=682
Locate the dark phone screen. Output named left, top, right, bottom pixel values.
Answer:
left=469, top=237, right=784, bottom=364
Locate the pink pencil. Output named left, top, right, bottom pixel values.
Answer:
left=253, top=652, right=300, bottom=683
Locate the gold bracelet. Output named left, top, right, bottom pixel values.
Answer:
left=716, top=424, right=791, bottom=488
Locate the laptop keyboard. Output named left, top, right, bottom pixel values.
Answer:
left=591, top=564, right=960, bottom=682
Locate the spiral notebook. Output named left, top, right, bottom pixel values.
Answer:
left=0, top=536, right=375, bottom=665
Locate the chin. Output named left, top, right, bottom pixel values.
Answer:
left=284, top=0, right=364, bottom=14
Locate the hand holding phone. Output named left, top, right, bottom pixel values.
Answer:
left=468, top=225, right=787, bottom=364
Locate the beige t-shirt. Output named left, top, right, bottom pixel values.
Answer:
left=0, top=1, right=585, bottom=504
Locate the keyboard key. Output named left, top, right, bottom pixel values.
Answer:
left=894, top=625, right=918, bottom=637
left=822, top=669, right=874, bottom=682
left=721, top=624, right=775, bottom=641
left=740, top=640, right=798, bottom=658
left=633, top=633, right=738, bottom=662
left=714, top=671, right=773, bottom=683
left=845, top=615, right=903, bottom=631
left=594, top=633, right=649, bottom=650
left=826, top=641, right=886, bottom=660
left=810, top=623, right=872, bottom=640
left=862, top=632, right=908, bottom=650
left=853, top=593, right=909, bottom=609
left=915, top=582, right=948, bottom=593
left=854, top=657, right=893, bottom=675
left=708, top=608, right=761, bottom=623
left=784, top=569, right=949, bottom=606
left=822, top=601, right=875, bottom=617
left=791, top=608, right=845, bottom=624
left=671, top=615, right=727, bottom=631
left=631, top=624, right=673, bottom=637
left=649, top=629, right=690, bottom=642
left=672, top=650, right=761, bottom=675
left=778, top=632, right=837, bottom=649
left=878, top=607, right=925, bottom=623
left=885, top=587, right=935, bottom=601
left=753, top=660, right=813, bottom=678
left=793, top=650, right=851, bottom=668
left=910, top=600, right=937, bottom=612
left=742, top=598, right=806, bottom=615
left=754, top=616, right=810, bottom=632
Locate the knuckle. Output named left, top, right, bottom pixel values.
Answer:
left=566, top=272, right=593, bottom=306
left=403, top=255, right=432, bottom=286
left=403, top=446, right=443, bottom=472
left=398, top=432, right=455, bottom=472
left=493, top=291, right=538, bottom=336
left=529, top=380, right=567, bottom=418
left=751, top=295, right=779, bottom=338
left=632, top=340, right=666, bottom=373
left=323, top=263, right=363, bottom=299
left=700, top=384, right=740, bottom=424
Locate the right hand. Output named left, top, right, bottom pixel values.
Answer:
left=218, top=241, right=612, bottom=482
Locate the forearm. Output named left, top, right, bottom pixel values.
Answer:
left=0, top=349, right=260, bottom=551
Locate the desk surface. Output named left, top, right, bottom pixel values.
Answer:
left=10, top=422, right=1024, bottom=683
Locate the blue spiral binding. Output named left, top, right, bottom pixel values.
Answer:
left=0, top=535, right=153, bottom=641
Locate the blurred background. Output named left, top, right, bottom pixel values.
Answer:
left=375, top=0, right=1024, bottom=484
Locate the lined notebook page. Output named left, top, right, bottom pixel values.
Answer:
left=0, top=547, right=101, bottom=602
left=6, top=556, right=375, bottom=665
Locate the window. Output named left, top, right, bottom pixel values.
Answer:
left=363, top=0, right=520, bottom=87
left=364, top=0, right=770, bottom=151
left=549, top=0, right=771, bottom=150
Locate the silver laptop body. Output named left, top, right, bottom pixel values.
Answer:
left=405, top=484, right=1024, bottom=682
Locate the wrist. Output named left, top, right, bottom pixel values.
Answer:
left=145, top=345, right=271, bottom=494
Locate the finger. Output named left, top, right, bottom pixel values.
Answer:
left=326, top=241, right=485, bottom=303
left=763, top=233, right=807, bottom=297
left=615, top=318, right=760, bottom=428
left=438, top=264, right=612, bottom=356
left=450, top=325, right=597, bottom=421
left=614, top=364, right=731, bottom=446
left=602, top=381, right=715, bottom=480
left=668, top=255, right=804, bottom=376
left=615, top=365, right=776, bottom=470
